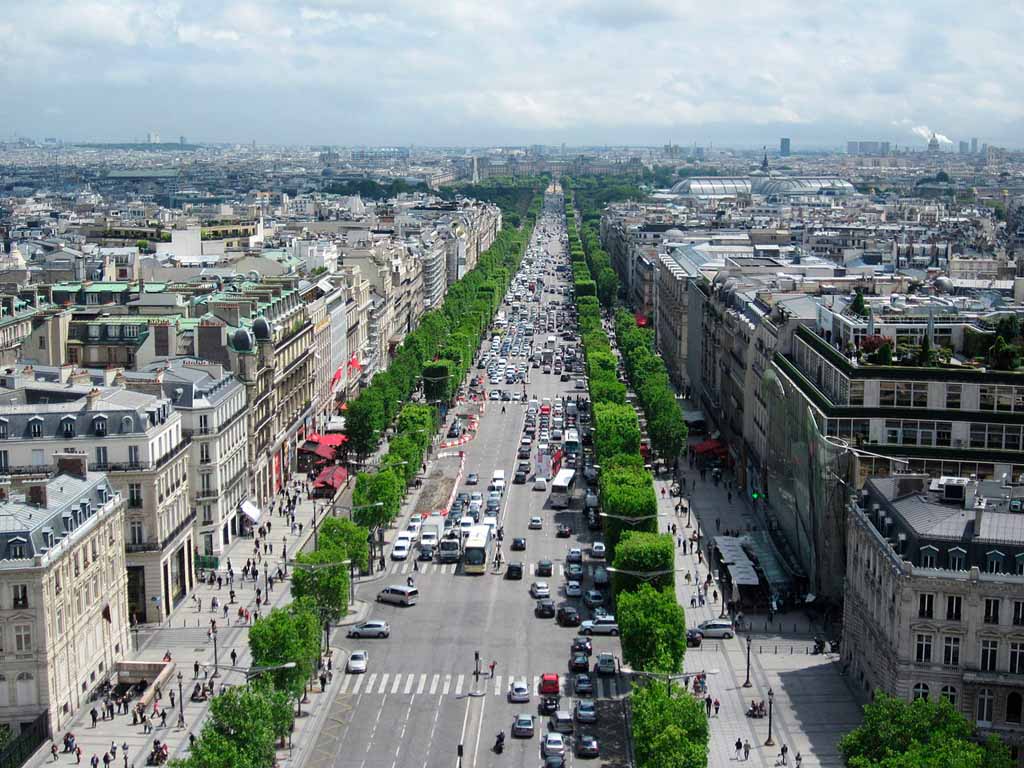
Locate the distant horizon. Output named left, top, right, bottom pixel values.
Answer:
left=4, top=1, right=1022, bottom=150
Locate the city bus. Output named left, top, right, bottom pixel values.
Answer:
left=463, top=525, right=493, bottom=574
left=563, top=428, right=580, bottom=456
left=550, top=468, right=576, bottom=509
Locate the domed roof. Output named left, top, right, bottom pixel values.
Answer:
left=232, top=328, right=254, bottom=352
left=663, top=228, right=685, bottom=241
left=252, top=316, right=271, bottom=341
left=933, top=276, right=955, bottom=294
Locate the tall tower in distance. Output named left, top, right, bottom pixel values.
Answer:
left=779, top=137, right=791, bottom=156
left=971, top=137, right=978, bottom=154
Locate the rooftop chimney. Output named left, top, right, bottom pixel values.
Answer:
left=27, top=483, right=48, bottom=508
left=55, top=451, right=89, bottom=480
left=85, top=387, right=102, bottom=410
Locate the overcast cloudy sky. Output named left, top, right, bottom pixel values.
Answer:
left=4, top=0, right=1023, bottom=148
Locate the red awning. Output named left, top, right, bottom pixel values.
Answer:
left=634, top=312, right=648, bottom=327
left=299, top=441, right=336, bottom=460
left=307, top=432, right=348, bottom=447
left=313, top=465, right=349, bottom=490
left=693, top=439, right=723, bottom=455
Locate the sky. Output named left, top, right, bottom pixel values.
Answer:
left=4, top=0, right=1024, bottom=148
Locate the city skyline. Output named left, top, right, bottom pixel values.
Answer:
left=4, top=0, right=1024, bottom=148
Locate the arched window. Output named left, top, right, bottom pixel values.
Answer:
left=977, top=688, right=994, bottom=724
left=940, top=686, right=958, bottom=709
left=0, top=674, right=8, bottom=707
left=913, top=683, right=929, bottom=701
left=1007, top=692, right=1022, bottom=724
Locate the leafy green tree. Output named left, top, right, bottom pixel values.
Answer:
left=593, top=402, right=641, bottom=462
left=170, top=684, right=280, bottom=768
left=618, top=583, right=687, bottom=673
left=344, top=393, right=385, bottom=460
left=987, top=336, right=1021, bottom=370
left=317, top=517, right=370, bottom=572
left=839, top=692, right=1013, bottom=768
left=352, top=468, right=403, bottom=527
left=290, top=547, right=351, bottom=634
left=248, top=598, right=320, bottom=703
left=631, top=680, right=707, bottom=768
left=611, top=530, right=675, bottom=593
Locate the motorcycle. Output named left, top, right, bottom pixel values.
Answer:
left=494, top=731, right=505, bottom=754
left=829, top=638, right=841, bottom=654
left=812, top=636, right=826, bottom=655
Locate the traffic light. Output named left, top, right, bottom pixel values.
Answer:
left=751, top=491, right=760, bottom=501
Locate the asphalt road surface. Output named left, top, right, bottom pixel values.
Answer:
left=305, top=193, right=630, bottom=768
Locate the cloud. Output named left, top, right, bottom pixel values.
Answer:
left=3, top=0, right=1024, bottom=145
left=911, top=125, right=954, bottom=145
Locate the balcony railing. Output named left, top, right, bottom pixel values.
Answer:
left=125, top=511, right=196, bottom=556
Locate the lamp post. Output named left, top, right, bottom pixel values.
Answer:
left=765, top=687, right=775, bottom=746
left=606, top=566, right=690, bottom=583
left=211, top=628, right=220, bottom=678
left=177, top=671, right=185, bottom=728
left=598, top=512, right=661, bottom=526
left=743, top=635, right=752, bottom=688
left=336, top=501, right=384, bottom=523
left=204, top=661, right=297, bottom=682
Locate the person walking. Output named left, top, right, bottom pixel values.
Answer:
left=780, top=744, right=789, bottom=765
left=735, top=738, right=743, bottom=760
left=704, top=694, right=712, bottom=716
left=713, top=698, right=720, bottom=716
left=230, top=649, right=238, bottom=667
left=743, top=740, right=752, bottom=761
left=90, top=708, right=98, bottom=728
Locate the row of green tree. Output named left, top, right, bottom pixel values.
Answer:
left=614, top=309, right=688, bottom=461
left=565, top=188, right=704, bottom=768
left=172, top=516, right=372, bottom=767
left=343, top=184, right=544, bottom=531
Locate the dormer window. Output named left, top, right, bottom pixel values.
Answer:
left=61, top=416, right=75, bottom=438
left=121, top=416, right=133, bottom=433
left=29, top=417, right=43, bottom=438
left=987, top=550, right=1006, bottom=574
left=8, top=538, right=26, bottom=559
left=93, top=415, right=107, bottom=437
left=0, top=419, right=7, bottom=439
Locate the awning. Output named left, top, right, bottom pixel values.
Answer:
left=713, top=536, right=750, bottom=565
left=693, top=439, right=723, bottom=455
left=313, top=465, right=349, bottom=490
left=634, top=312, right=648, bottom=327
left=299, top=441, right=336, bottom=460
left=682, top=409, right=706, bottom=425
left=307, top=432, right=348, bottom=447
left=241, top=501, right=261, bottom=523
left=727, top=561, right=761, bottom=586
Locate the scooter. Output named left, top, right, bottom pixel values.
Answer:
left=812, top=636, right=826, bottom=655
left=494, top=731, right=505, bottom=754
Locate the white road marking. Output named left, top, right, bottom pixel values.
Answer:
left=364, top=673, right=377, bottom=692
left=429, top=674, right=439, bottom=695
left=404, top=675, right=415, bottom=694
left=455, top=674, right=464, bottom=695
left=352, top=673, right=365, bottom=694
left=417, top=673, right=427, bottom=694
left=377, top=673, right=389, bottom=694
left=340, top=675, right=352, bottom=694
left=391, top=673, right=402, bottom=694
left=443, top=674, right=452, bottom=695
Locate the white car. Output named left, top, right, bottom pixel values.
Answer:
left=391, top=542, right=410, bottom=561
left=530, top=581, right=550, bottom=598
left=565, top=580, right=582, bottom=598
left=543, top=732, right=566, bottom=757
left=591, top=542, right=606, bottom=559
left=346, top=650, right=368, bottom=674
left=528, top=516, right=543, bottom=530
left=508, top=678, right=530, bottom=703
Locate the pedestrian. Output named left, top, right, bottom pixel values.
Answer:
left=169, top=689, right=176, bottom=708
left=223, top=603, right=229, bottom=618
left=90, top=755, right=99, bottom=768
left=90, top=708, right=98, bottom=728
left=735, top=738, right=743, bottom=760
left=194, top=660, right=200, bottom=678
left=795, top=754, right=802, bottom=767
left=75, top=746, right=82, bottom=764
left=743, top=740, right=752, bottom=760
left=110, top=742, right=117, bottom=760
left=160, top=710, right=167, bottom=728
left=231, top=649, right=238, bottom=667
left=677, top=536, right=681, bottom=548
left=713, top=698, right=720, bottom=716
left=413, top=558, right=418, bottom=572
left=319, top=673, right=327, bottom=692
left=102, top=752, right=111, bottom=767
left=704, top=695, right=712, bottom=716
left=713, top=589, right=718, bottom=603
left=780, top=744, right=789, bottom=765
left=51, top=744, right=59, bottom=762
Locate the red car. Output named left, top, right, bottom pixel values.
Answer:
left=539, top=673, right=560, bottom=695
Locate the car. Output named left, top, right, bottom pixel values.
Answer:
left=466, top=473, right=479, bottom=485
left=572, top=636, right=593, bottom=656
left=574, top=698, right=597, bottom=723
left=580, top=616, right=619, bottom=636
left=557, top=605, right=581, bottom=626
left=539, top=694, right=560, bottom=714
left=530, top=581, right=550, bottom=598
left=418, top=544, right=434, bottom=562
left=564, top=580, right=582, bottom=598
left=583, top=589, right=604, bottom=608
left=595, top=653, right=617, bottom=676
left=346, top=650, right=368, bottom=674
left=347, top=620, right=390, bottom=639
left=536, top=560, right=554, bottom=577
left=510, top=537, right=526, bottom=551
left=543, top=755, right=566, bottom=768
left=390, top=542, right=410, bottom=561
left=517, top=446, right=531, bottom=459
left=528, top=516, right=543, bottom=530
left=501, top=391, right=512, bottom=401
left=511, top=713, right=535, bottom=738
left=590, top=542, right=606, bottom=559
left=513, top=470, right=527, bottom=484
left=565, top=563, right=584, bottom=580
left=535, top=598, right=556, bottom=618
left=542, top=732, right=566, bottom=757
left=575, top=734, right=600, bottom=758
left=592, top=567, right=609, bottom=588
left=569, top=653, right=590, bottom=673
left=506, top=562, right=524, bottom=580
left=574, top=672, right=594, bottom=695
left=698, top=619, right=735, bottom=639
left=539, top=673, right=560, bottom=695
left=686, top=628, right=704, bottom=647
left=489, top=390, right=501, bottom=400
left=508, top=679, right=531, bottom=703
left=566, top=548, right=583, bottom=564
left=533, top=477, right=548, bottom=491
left=556, top=524, right=573, bottom=538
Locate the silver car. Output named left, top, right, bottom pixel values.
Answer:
left=346, top=620, right=391, bottom=639
left=531, top=581, right=551, bottom=598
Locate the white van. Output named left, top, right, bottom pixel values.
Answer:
left=377, top=584, right=419, bottom=606
left=490, top=470, right=506, bottom=494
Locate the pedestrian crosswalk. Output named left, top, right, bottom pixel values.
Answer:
left=386, top=560, right=603, bottom=577
left=336, top=671, right=625, bottom=699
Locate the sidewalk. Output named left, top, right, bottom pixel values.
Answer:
left=654, top=442, right=861, bottom=768
left=29, top=441, right=462, bottom=768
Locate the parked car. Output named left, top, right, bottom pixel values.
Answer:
left=697, top=619, right=735, bottom=639
left=557, top=605, right=581, bottom=626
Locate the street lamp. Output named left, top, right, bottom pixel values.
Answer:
left=204, top=661, right=298, bottom=682
left=743, top=636, right=752, bottom=688
left=765, top=687, right=775, bottom=747
left=598, top=512, right=661, bottom=525
left=606, top=566, right=689, bottom=583
left=177, top=671, right=185, bottom=728
left=335, top=501, right=384, bottom=522
left=211, top=627, right=220, bottom=678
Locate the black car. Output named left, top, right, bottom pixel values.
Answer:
left=586, top=512, right=602, bottom=531
left=539, top=695, right=560, bottom=714
left=686, top=629, right=703, bottom=647
left=418, top=545, right=434, bottom=562
left=513, top=471, right=527, bottom=484
left=517, top=446, right=532, bottom=459
left=500, top=391, right=512, bottom=401
left=506, top=562, right=524, bottom=580
left=544, top=755, right=565, bottom=768
left=569, top=653, right=590, bottom=672
left=536, top=559, right=554, bottom=577
left=511, top=537, right=527, bottom=551
left=557, top=606, right=581, bottom=626
left=572, top=636, right=593, bottom=656
left=535, top=599, right=556, bottom=618
left=556, top=524, right=573, bottom=538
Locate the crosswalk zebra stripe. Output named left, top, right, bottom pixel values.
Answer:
left=351, top=674, right=365, bottom=694
left=417, top=673, right=427, bottom=695
left=404, top=675, right=415, bottom=694
left=377, top=673, right=389, bottom=694
left=364, top=673, right=377, bottom=693
left=429, top=674, right=439, bottom=695
left=455, top=675, right=464, bottom=695
left=493, top=675, right=502, bottom=695
left=391, top=674, right=402, bottom=694
left=339, top=675, right=352, bottom=694
left=443, top=674, right=452, bottom=695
